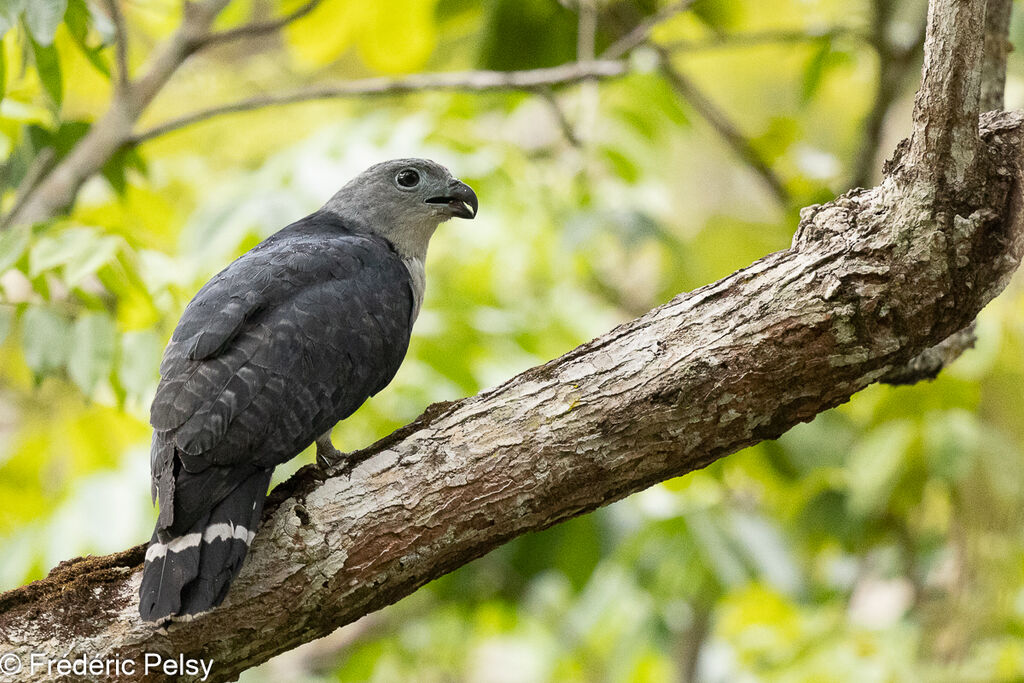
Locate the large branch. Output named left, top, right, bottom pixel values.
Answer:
left=1, top=1, right=1019, bottom=681
left=880, top=0, right=1013, bottom=384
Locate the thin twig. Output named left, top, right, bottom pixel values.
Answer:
left=657, top=50, right=791, bottom=207
left=192, top=0, right=323, bottom=48
left=0, top=148, right=55, bottom=229
left=603, top=0, right=698, bottom=60
left=536, top=88, right=581, bottom=148
left=851, top=1, right=926, bottom=188
left=105, top=0, right=130, bottom=89
left=665, top=27, right=863, bottom=53
left=575, top=0, right=598, bottom=146
left=129, top=60, right=630, bottom=145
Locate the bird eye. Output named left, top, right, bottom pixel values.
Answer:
left=396, top=169, right=420, bottom=188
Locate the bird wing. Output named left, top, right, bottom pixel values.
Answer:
left=151, top=216, right=414, bottom=483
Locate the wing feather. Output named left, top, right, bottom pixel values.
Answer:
left=151, top=220, right=414, bottom=479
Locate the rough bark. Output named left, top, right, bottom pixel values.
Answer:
left=881, top=0, right=1013, bottom=385
left=0, top=0, right=1019, bottom=681
left=981, top=0, right=1013, bottom=112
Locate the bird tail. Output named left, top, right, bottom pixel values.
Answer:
left=139, top=467, right=272, bottom=622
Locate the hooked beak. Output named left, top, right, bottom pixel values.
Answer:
left=425, top=180, right=478, bottom=220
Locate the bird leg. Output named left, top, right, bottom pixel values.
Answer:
left=315, top=432, right=352, bottom=476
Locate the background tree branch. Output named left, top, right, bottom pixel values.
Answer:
left=656, top=49, right=792, bottom=207
left=850, top=0, right=927, bottom=189
left=981, top=0, right=1013, bottom=112
left=104, top=0, right=130, bottom=90
left=2, top=0, right=232, bottom=228
left=191, top=0, right=324, bottom=48
left=128, top=61, right=630, bottom=145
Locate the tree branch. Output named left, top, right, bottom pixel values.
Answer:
left=602, top=0, right=698, bottom=60
left=665, top=27, right=863, bottom=53
left=656, top=48, right=792, bottom=207
left=850, top=1, right=926, bottom=189
left=128, top=60, right=630, bottom=145
left=0, top=148, right=55, bottom=231
left=980, top=0, right=1013, bottom=112
left=191, top=0, right=323, bottom=49
left=880, top=0, right=1011, bottom=386
left=574, top=0, right=599, bottom=146
left=905, top=0, right=987, bottom=192
left=104, top=0, right=130, bottom=90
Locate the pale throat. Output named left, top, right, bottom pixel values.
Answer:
left=402, top=255, right=427, bottom=325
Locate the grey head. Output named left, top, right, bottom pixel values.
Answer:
left=322, top=158, right=478, bottom=262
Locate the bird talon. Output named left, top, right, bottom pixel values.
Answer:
left=316, top=441, right=353, bottom=477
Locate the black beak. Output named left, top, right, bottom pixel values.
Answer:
left=425, top=180, right=478, bottom=219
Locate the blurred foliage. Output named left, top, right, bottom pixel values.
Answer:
left=0, top=0, right=1023, bottom=681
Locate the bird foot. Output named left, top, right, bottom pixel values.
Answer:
left=316, top=439, right=354, bottom=478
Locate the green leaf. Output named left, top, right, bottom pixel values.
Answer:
left=845, top=420, right=916, bottom=517
left=24, top=0, right=66, bottom=46
left=63, top=234, right=121, bottom=285
left=691, top=0, right=743, bottom=31
left=29, top=36, right=62, bottom=109
left=101, top=146, right=148, bottom=195
left=28, top=223, right=123, bottom=287
left=27, top=120, right=90, bottom=161
left=801, top=39, right=832, bottom=103
left=29, top=227, right=99, bottom=277
left=599, top=146, right=640, bottom=183
left=0, top=305, right=12, bottom=345
left=478, top=0, right=576, bottom=71
left=0, top=223, right=31, bottom=273
left=67, top=312, right=116, bottom=395
left=0, top=41, right=6, bottom=107
left=922, top=409, right=978, bottom=483
left=117, top=330, right=162, bottom=397
left=0, top=0, right=25, bottom=37
left=64, top=0, right=109, bottom=77
left=752, top=117, right=800, bottom=164
left=20, top=306, right=70, bottom=376
left=688, top=512, right=750, bottom=588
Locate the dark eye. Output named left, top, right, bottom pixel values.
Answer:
left=396, top=169, right=420, bottom=188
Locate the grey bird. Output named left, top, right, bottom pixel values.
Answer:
left=139, top=158, right=477, bottom=622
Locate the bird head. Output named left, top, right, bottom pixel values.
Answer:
left=324, top=158, right=478, bottom=261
